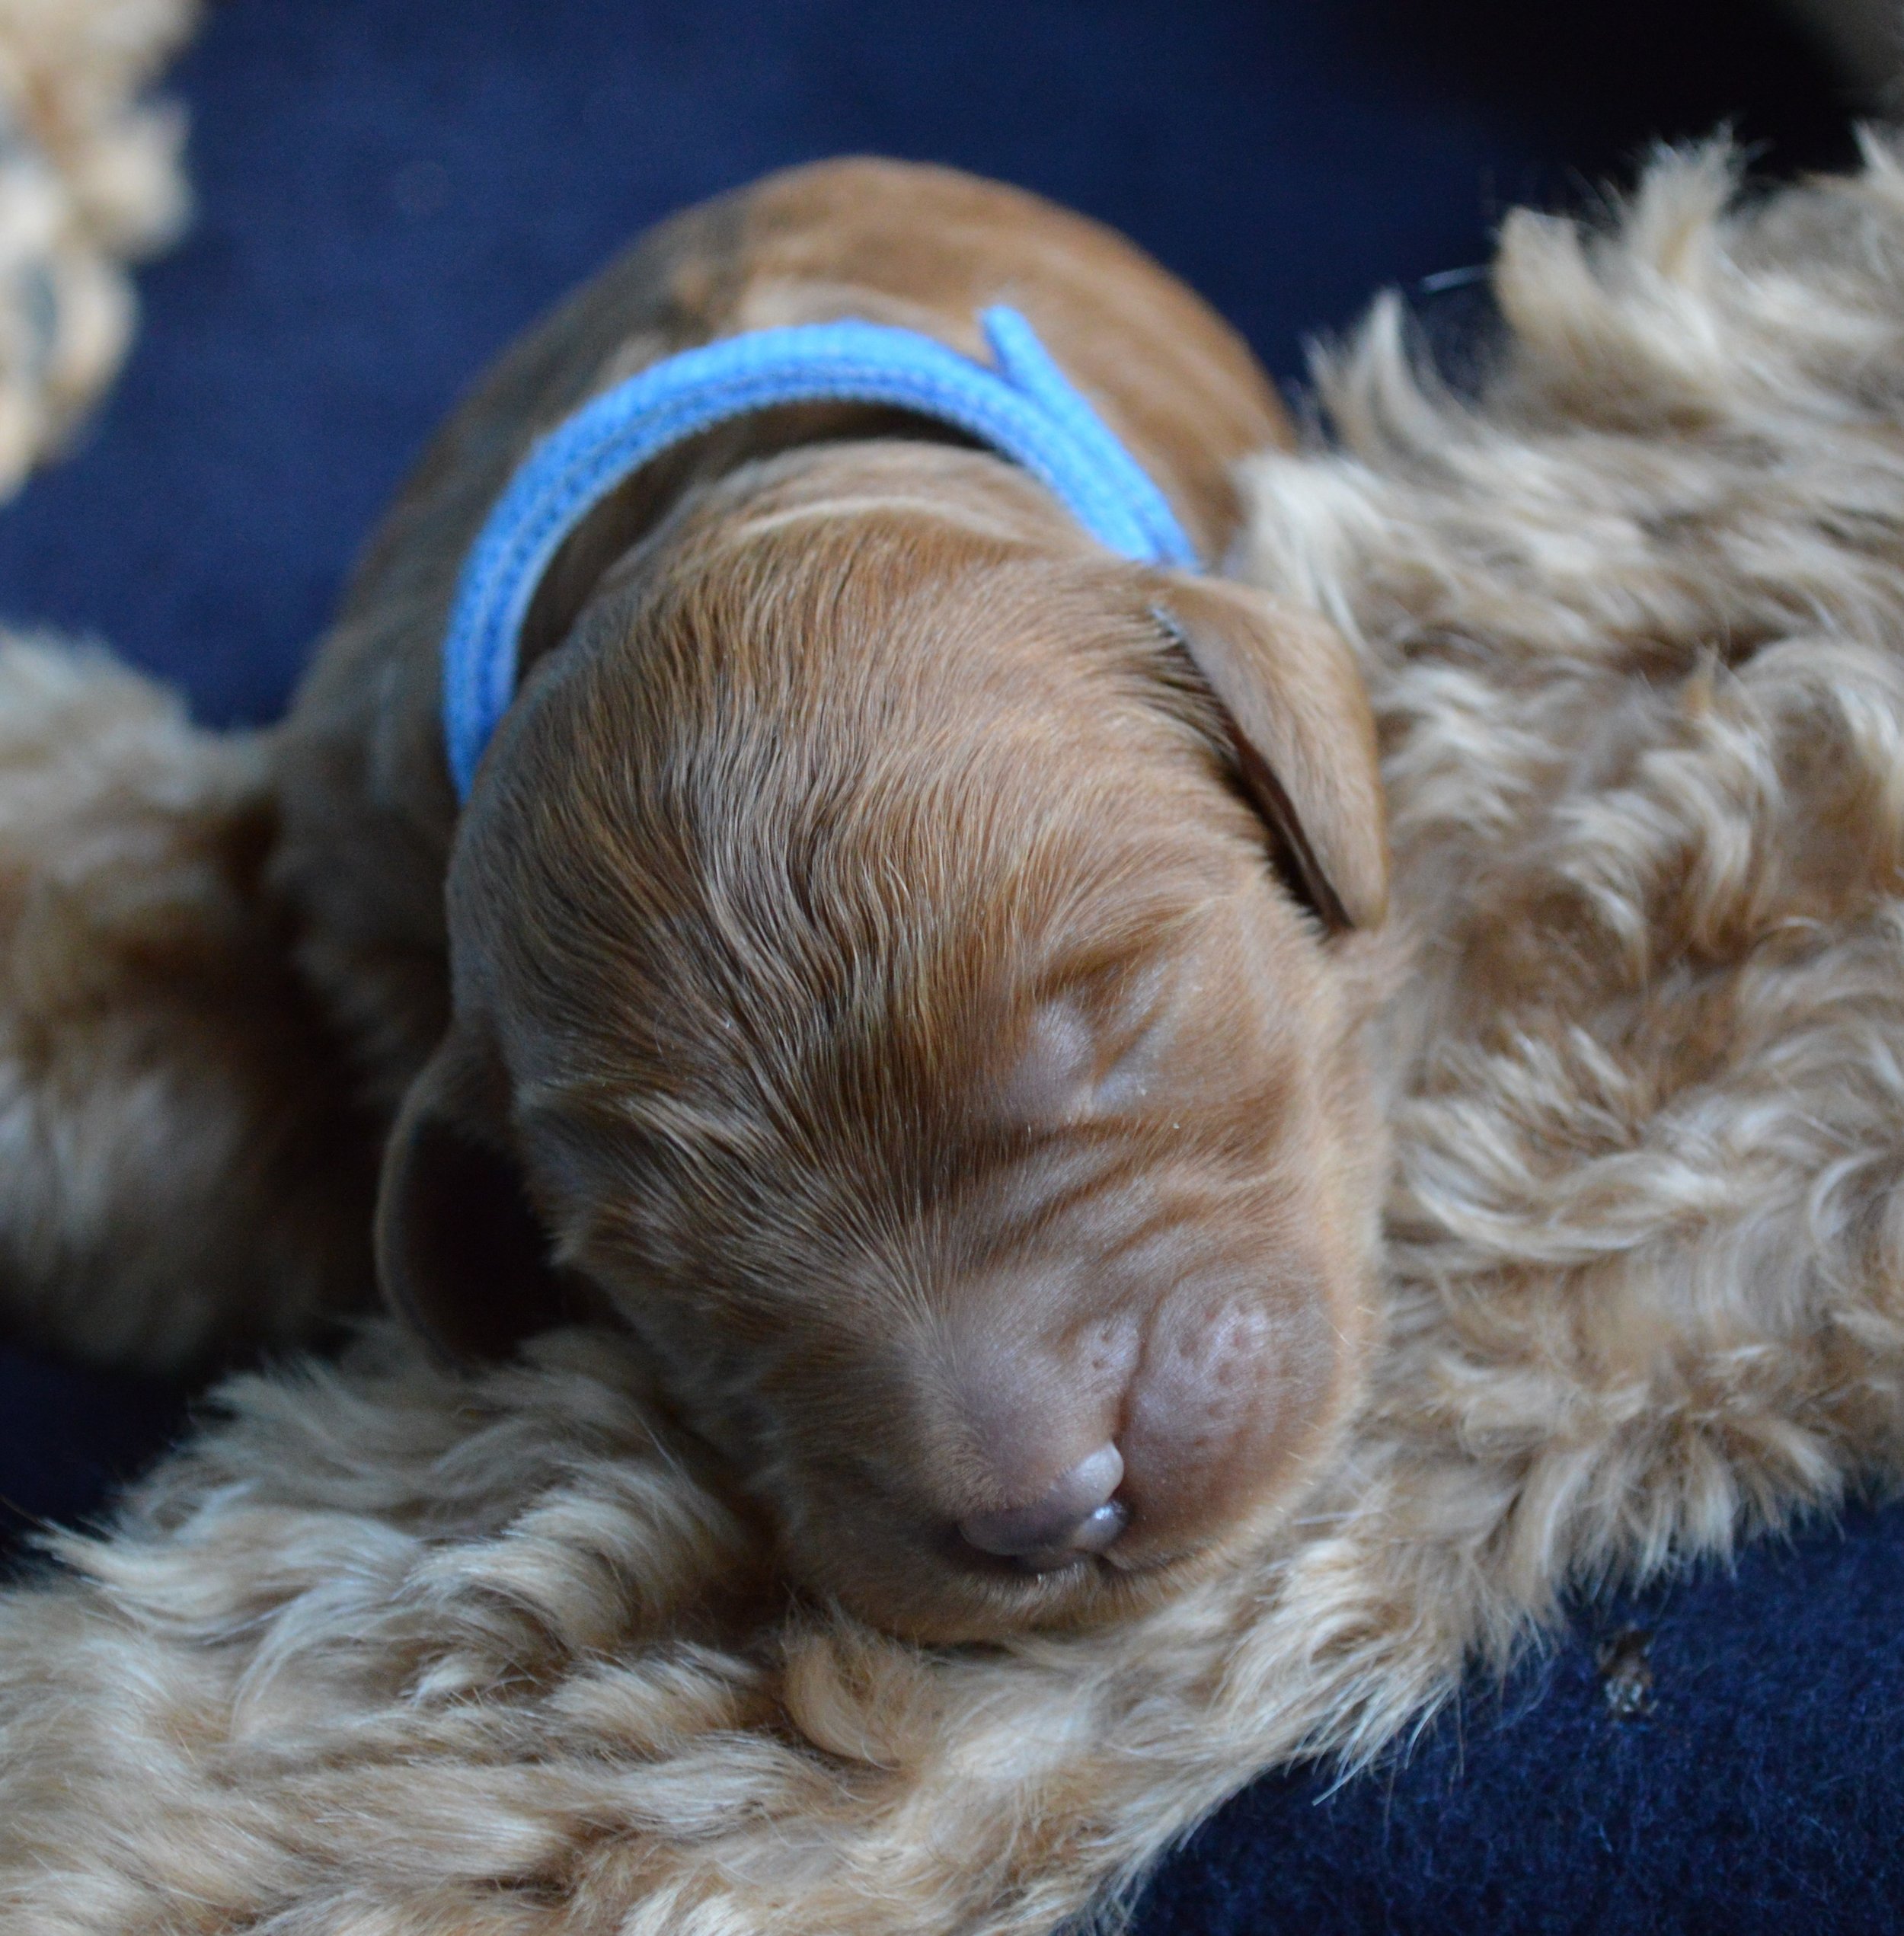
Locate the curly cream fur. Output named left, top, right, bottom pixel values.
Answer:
left=8, top=139, right=1904, bottom=1932
left=0, top=0, right=197, bottom=495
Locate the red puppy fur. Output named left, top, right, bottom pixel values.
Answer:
left=270, top=158, right=1394, bottom=1640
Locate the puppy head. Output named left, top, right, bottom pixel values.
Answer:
left=379, top=446, right=1391, bottom=1640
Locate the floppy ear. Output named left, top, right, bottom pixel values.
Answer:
left=1149, top=573, right=1388, bottom=931
left=376, top=1021, right=598, bottom=1362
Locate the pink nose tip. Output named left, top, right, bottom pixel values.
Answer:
left=958, top=1444, right=1127, bottom=1570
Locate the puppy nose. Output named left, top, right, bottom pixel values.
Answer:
left=958, top=1443, right=1127, bottom=1570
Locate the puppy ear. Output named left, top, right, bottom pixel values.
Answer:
left=1150, top=574, right=1388, bottom=931
left=376, top=1022, right=594, bottom=1362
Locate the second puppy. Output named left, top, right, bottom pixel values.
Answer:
left=273, top=158, right=1394, bottom=1640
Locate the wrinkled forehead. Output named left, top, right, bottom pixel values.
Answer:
left=452, top=519, right=1254, bottom=1108
left=498, top=856, right=1251, bottom=1257
left=473, top=739, right=1238, bottom=1087
left=466, top=487, right=1235, bottom=899
left=593, top=464, right=1187, bottom=740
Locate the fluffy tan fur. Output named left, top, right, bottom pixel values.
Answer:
left=8, top=138, right=1904, bottom=1931
left=0, top=0, right=198, bottom=495
left=0, top=640, right=372, bottom=1372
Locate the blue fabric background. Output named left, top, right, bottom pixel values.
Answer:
left=0, top=3, right=1896, bottom=1928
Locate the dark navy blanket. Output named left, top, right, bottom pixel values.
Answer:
left=0, top=4, right=1895, bottom=1928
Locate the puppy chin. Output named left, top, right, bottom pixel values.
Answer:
left=779, top=1465, right=1339, bottom=1644
left=777, top=1497, right=1178, bottom=1644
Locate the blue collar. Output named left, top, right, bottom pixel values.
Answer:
left=439, top=305, right=1201, bottom=800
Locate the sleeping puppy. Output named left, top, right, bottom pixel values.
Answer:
left=271, top=158, right=1393, bottom=1642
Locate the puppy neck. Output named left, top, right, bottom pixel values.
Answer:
left=522, top=432, right=1094, bottom=692
left=514, top=401, right=992, bottom=685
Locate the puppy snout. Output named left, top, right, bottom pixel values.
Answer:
left=957, top=1443, right=1126, bottom=1570
left=917, top=1251, right=1337, bottom=1607
left=1110, top=1277, right=1332, bottom=1566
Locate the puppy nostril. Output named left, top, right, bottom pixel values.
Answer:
left=958, top=1443, right=1126, bottom=1565
left=1069, top=1500, right=1128, bottom=1554
left=1010, top=1498, right=1130, bottom=1573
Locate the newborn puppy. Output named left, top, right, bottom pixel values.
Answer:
left=273, top=158, right=1392, bottom=1641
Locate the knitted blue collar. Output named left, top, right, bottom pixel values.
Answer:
left=439, top=305, right=1201, bottom=799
